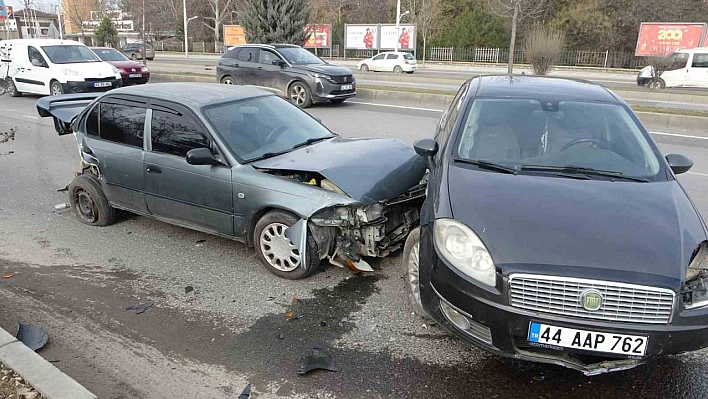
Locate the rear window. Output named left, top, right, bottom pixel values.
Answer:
left=403, top=54, right=415, bottom=60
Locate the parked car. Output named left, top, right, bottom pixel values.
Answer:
left=91, top=47, right=150, bottom=86
left=216, top=44, right=356, bottom=108
left=121, top=42, right=155, bottom=61
left=0, top=39, right=122, bottom=97
left=358, top=52, right=417, bottom=74
left=637, top=48, right=708, bottom=89
left=36, top=83, right=425, bottom=280
left=404, top=75, right=706, bottom=375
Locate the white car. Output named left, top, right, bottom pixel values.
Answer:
left=637, top=48, right=708, bottom=89
left=358, top=52, right=417, bottom=74
left=0, top=39, right=122, bottom=97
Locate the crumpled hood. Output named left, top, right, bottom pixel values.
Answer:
left=298, top=64, right=352, bottom=76
left=253, top=137, right=426, bottom=205
left=447, top=166, right=707, bottom=291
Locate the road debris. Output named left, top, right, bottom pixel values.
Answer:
left=0, top=128, right=16, bottom=144
left=285, top=311, right=294, bottom=318
left=297, top=348, right=340, bottom=375
left=277, top=333, right=284, bottom=340
left=14, top=322, right=49, bottom=351
left=1, top=272, right=15, bottom=279
left=286, top=314, right=304, bottom=322
left=184, top=286, right=194, bottom=294
left=238, top=383, right=251, bottom=399
left=125, top=302, right=154, bottom=314
left=0, top=362, right=45, bottom=399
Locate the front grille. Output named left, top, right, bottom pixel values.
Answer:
left=331, top=75, right=353, bottom=84
left=509, top=274, right=675, bottom=324
left=84, top=77, right=116, bottom=82
left=329, top=89, right=355, bottom=95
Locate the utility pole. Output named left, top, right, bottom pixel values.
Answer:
left=142, top=0, right=146, bottom=65
left=395, top=0, right=401, bottom=52
left=56, top=1, right=63, bottom=40
left=183, top=0, right=188, bottom=57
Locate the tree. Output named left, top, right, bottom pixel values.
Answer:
left=486, top=0, right=547, bottom=74
left=433, top=8, right=508, bottom=49
left=203, top=0, right=238, bottom=51
left=241, top=0, right=310, bottom=45
left=524, top=25, right=564, bottom=75
left=95, top=17, right=118, bottom=46
left=403, top=0, right=443, bottom=63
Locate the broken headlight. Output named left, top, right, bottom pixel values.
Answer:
left=683, top=242, right=708, bottom=309
left=434, top=219, right=496, bottom=287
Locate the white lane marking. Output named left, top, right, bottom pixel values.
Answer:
left=347, top=100, right=444, bottom=112
left=687, top=171, right=708, bottom=177
left=650, top=131, right=708, bottom=140
left=22, top=115, right=39, bottom=120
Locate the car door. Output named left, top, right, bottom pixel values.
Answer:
left=232, top=47, right=260, bottom=85
left=144, top=101, right=234, bottom=236
left=218, top=47, right=241, bottom=80
left=81, top=97, right=149, bottom=213
left=385, top=53, right=400, bottom=71
left=256, top=49, right=287, bottom=95
left=13, top=45, right=46, bottom=94
left=24, top=46, right=52, bottom=93
left=370, top=53, right=386, bottom=71
left=686, top=52, right=708, bottom=88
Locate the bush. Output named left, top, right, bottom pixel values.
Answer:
left=524, top=26, right=565, bottom=75
left=431, top=8, right=509, bottom=49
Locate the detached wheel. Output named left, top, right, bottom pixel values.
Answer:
left=221, top=76, right=236, bottom=85
left=50, top=81, right=64, bottom=96
left=403, top=228, right=432, bottom=320
left=7, top=79, right=21, bottom=97
left=289, top=82, right=312, bottom=108
left=393, top=65, right=403, bottom=74
left=648, top=78, right=666, bottom=90
left=254, top=210, right=320, bottom=280
left=68, top=175, right=115, bottom=226
left=360, top=64, right=369, bottom=72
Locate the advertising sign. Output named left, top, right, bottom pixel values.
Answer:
left=6, top=5, right=12, bottom=19
left=304, top=24, right=330, bottom=48
left=379, top=24, right=416, bottom=50
left=635, top=22, right=706, bottom=56
left=345, top=24, right=378, bottom=49
left=82, top=20, right=134, bottom=32
left=0, top=0, right=7, bottom=21
left=223, top=25, right=247, bottom=47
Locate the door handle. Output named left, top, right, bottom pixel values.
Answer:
left=146, top=165, right=162, bottom=174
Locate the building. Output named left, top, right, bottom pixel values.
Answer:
left=13, top=9, right=61, bottom=39
left=61, top=0, right=96, bottom=36
left=61, top=1, right=141, bottom=46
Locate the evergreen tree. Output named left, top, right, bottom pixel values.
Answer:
left=241, top=0, right=310, bottom=45
left=95, top=17, right=118, bottom=47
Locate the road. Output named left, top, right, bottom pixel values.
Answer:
left=1, top=92, right=708, bottom=398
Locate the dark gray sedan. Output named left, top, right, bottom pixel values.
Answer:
left=37, top=83, right=425, bottom=279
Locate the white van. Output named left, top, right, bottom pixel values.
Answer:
left=637, top=48, right=708, bottom=89
left=0, top=39, right=122, bottom=97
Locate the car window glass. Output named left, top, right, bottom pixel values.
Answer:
left=99, top=103, right=145, bottom=147
left=151, top=110, right=211, bottom=158
left=436, top=83, right=469, bottom=144
left=386, top=54, right=398, bottom=60
left=403, top=54, right=416, bottom=60
left=224, top=48, right=240, bottom=59
left=373, top=54, right=386, bottom=60
left=668, top=52, right=689, bottom=70
left=260, top=50, right=280, bottom=65
left=86, top=104, right=99, bottom=136
left=237, top=48, right=258, bottom=62
left=41, top=45, right=100, bottom=64
left=27, top=46, right=47, bottom=67
left=691, top=53, right=708, bottom=68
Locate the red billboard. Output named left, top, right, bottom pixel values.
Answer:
left=304, top=24, right=331, bottom=48
left=636, top=22, right=706, bottom=56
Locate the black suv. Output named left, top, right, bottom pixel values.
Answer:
left=216, top=44, right=355, bottom=108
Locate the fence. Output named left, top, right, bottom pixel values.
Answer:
left=154, top=40, right=224, bottom=53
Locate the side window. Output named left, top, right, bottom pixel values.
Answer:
left=151, top=109, right=210, bottom=158
left=669, top=53, right=689, bottom=70
left=692, top=53, right=708, bottom=68
left=237, top=48, right=258, bottom=62
left=436, top=83, right=469, bottom=144
left=386, top=54, right=398, bottom=60
left=27, top=46, right=47, bottom=67
left=86, top=104, right=99, bottom=136
left=373, top=54, right=386, bottom=61
left=99, top=102, right=145, bottom=147
left=260, top=50, right=280, bottom=65
left=224, top=48, right=240, bottom=59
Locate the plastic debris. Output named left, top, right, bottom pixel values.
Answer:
left=285, top=311, right=294, bottom=318
left=238, top=383, right=251, bottom=399
left=286, top=314, right=304, bottom=322
left=185, top=286, right=194, bottom=294
left=298, top=348, right=340, bottom=375
left=1, top=272, right=15, bottom=279
left=126, top=302, right=154, bottom=314
left=277, top=333, right=284, bottom=340
left=196, top=239, right=206, bottom=244
left=15, top=322, right=49, bottom=351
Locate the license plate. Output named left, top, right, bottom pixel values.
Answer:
left=528, top=322, right=648, bottom=356
left=128, top=74, right=142, bottom=78
left=341, top=84, right=353, bottom=91
left=93, top=82, right=112, bottom=88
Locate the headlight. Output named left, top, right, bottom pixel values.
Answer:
left=61, top=68, right=81, bottom=77
left=310, top=72, right=332, bottom=81
left=111, top=66, right=121, bottom=74
left=434, top=219, right=496, bottom=287
left=683, top=242, right=708, bottom=309
left=687, top=242, right=708, bottom=281
left=142, top=66, right=149, bottom=72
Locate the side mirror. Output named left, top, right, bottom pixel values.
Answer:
left=272, top=59, right=286, bottom=67
left=186, top=147, right=221, bottom=166
left=414, top=138, right=439, bottom=170
left=31, top=58, right=42, bottom=67
left=666, top=153, right=693, bottom=175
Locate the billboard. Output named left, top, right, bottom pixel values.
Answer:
left=380, top=24, right=416, bottom=50
left=223, top=25, right=246, bottom=47
left=0, top=0, right=7, bottom=21
left=82, top=20, right=134, bottom=32
left=345, top=24, right=378, bottom=49
left=635, top=22, right=706, bottom=56
left=304, top=24, right=331, bottom=48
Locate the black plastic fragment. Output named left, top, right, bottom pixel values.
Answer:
left=238, top=383, right=251, bottom=398
left=297, top=348, right=341, bottom=375
left=185, top=286, right=194, bottom=294
left=126, top=302, right=154, bottom=314
left=15, top=322, right=49, bottom=351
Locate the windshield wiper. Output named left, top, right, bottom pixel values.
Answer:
left=291, top=136, right=333, bottom=150
left=454, top=158, right=518, bottom=175
left=520, top=165, right=651, bottom=182
left=246, top=149, right=294, bottom=163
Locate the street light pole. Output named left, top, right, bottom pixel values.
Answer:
left=185, top=16, right=197, bottom=57
left=183, top=0, right=188, bottom=57
left=142, top=0, right=146, bottom=65
left=56, top=1, right=63, bottom=40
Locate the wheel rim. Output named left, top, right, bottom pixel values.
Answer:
left=362, top=65, right=369, bottom=72
left=7, top=80, right=16, bottom=95
left=394, top=66, right=402, bottom=73
left=51, top=84, right=62, bottom=96
left=290, top=85, right=306, bottom=106
left=75, top=189, right=98, bottom=223
left=407, top=241, right=422, bottom=307
left=222, top=78, right=234, bottom=85
left=259, top=222, right=301, bottom=272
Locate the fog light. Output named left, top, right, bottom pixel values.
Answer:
left=440, top=301, right=470, bottom=331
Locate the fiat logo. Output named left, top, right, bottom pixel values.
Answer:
left=580, top=289, right=603, bottom=311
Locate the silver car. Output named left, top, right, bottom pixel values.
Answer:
left=121, top=42, right=155, bottom=61
left=36, top=83, right=426, bottom=279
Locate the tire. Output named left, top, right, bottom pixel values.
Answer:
left=68, top=174, right=115, bottom=227
left=403, top=228, right=433, bottom=321
left=648, top=78, right=666, bottom=90
left=50, top=81, right=64, bottom=96
left=406, top=71, right=415, bottom=74
left=360, top=64, right=369, bottom=72
left=220, top=76, right=236, bottom=85
left=330, top=98, right=346, bottom=104
left=7, top=79, right=21, bottom=97
left=254, top=210, right=320, bottom=280
left=288, top=81, right=312, bottom=108
left=393, top=65, right=403, bottom=74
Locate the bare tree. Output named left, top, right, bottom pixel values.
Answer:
left=644, top=43, right=680, bottom=90
left=202, top=0, right=236, bottom=52
left=404, top=0, right=443, bottom=65
left=524, top=25, right=564, bottom=75
left=486, top=0, right=547, bottom=74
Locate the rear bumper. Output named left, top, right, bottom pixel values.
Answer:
left=402, top=64, right=417, bottom=72
left=62, top=78, right=122, bottom=94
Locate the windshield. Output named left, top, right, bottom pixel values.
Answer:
left=455, top=99, right=662, bottom=180
left=204, top=96, right=334, bottom=162
left=93, top=48, right=129, bottom=62
left=41, top=45, right=101, bottom=64
left=277, top=47, right=325, bottom=65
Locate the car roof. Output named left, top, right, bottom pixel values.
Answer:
left=232, top=44, right=300, bottom=49
left=472, top=75, right=618, bottom=103
left=107, top=83, right=274, bottom=108
left=2, top=39, right=84, bottom=46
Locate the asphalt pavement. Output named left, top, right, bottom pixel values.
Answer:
left=1, top=92, right=708, bottom=398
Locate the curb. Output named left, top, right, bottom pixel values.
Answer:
left=0, top=327, right=96, bottom=399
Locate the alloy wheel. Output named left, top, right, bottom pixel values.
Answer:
left=290, top=85, right=307, bottom=106
left=222, top=77, right=235, bottom=85
left=259, top=222, right=301, bottom=272
left=51, top=83, right=63, bottom=96
left=407, top=240, right=422, bottom=307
